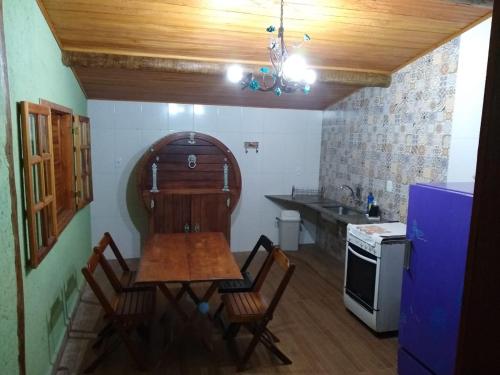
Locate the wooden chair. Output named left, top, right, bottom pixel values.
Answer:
left=213, top=235, right=275, bottom=319
left=94, top=232, right=137, bottom=288
left=81, top=250, right=156, bottom=372
left=221, top=247, right=296, bottom=372
left=218, top=234, right=275, bottom=293
left=176, top=234, right=274, bottom=313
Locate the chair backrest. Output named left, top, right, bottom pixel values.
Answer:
left=94, top=246, right=125, bottom=293
left=94, top=232, right=130, bottom=273
left=81, top=251, right=116, bottom=316
left=94, top=232, right=131, bottom=291
left=241, top=234, right=274, bottom=273
left=253, top=247, right=296, bottom=319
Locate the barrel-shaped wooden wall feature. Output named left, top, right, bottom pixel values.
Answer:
left=137, top=132, right=241, bottom=239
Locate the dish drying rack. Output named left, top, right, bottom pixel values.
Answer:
left=291, top=186, right=325, bottom=199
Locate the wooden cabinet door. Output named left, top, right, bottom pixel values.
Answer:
left=152, top=194, right=191, bottom=233
left=191, top=193, right=231, bottom=241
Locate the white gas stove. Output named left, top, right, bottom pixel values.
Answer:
left=347, top=222, right=407, bottom=255
left=344, top=222, right=408, bottom=332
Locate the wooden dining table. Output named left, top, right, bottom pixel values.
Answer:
left=135, top=232, right=242, bottom=320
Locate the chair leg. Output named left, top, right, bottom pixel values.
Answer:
left=264, top=327, right=280, bottom=343
left=244, top=323, right=279, bottom=343
left=136, top=322, right=151, bottom=343
left=91, top=320, right=116, bottom=350
left=92, top=327, right=115, bottom=350
left=116, top=326, right=147, bottom=371
left=259, top=331, right=292, bottom=365
left=224, top=323, right=241, bottom=340
left=85, top=331, right=121, bottom=373
left=214, top=302, right=224, bottom=322
left=237, top=324, right=266, bottom=372
left=97, top=322, right=113, bottom=337
left=84, top=349, right=109, bottom=373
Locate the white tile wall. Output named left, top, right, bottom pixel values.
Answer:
left=88, top=100, right=323, bottom=257
left=448, top=18, right=491, bottom=183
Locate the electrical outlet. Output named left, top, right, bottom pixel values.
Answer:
left=386, top=180, right=393, bottom=192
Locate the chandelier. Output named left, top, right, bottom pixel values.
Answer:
left=226, top=0, right=316, bottom=96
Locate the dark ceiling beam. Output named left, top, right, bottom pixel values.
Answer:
left=62, top=50, right=392, bottom=88
left=448, top=0, right=493, bottom=7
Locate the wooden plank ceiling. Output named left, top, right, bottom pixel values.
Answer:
left=38, top=0, right=491, bottom=109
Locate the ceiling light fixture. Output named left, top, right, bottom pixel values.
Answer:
left=226, top=0, right=315, bottom=96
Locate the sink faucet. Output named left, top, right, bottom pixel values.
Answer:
left=338, top=185, right=361, bottom=205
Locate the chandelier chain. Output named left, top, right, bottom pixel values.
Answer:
left=227, top=0, right=314, bottom=95
left=280, top=0, right=284, bottom=30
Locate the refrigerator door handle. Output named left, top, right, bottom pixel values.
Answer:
left=404, top=240, right=412, bottom=270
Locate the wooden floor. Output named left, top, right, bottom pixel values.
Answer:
left=56, top=245, right=397, bottom=374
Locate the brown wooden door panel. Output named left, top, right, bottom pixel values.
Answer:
left=191, top=193, right=230, bottom=241
left=153, top=194, right=191, bottom=233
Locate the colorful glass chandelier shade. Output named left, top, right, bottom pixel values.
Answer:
left=227, top=0, right=315, bottom=96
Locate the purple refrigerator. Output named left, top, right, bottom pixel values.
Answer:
left=398, top=183, right=474, bottom=375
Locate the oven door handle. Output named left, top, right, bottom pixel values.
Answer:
left=347, top=245, right=377, bottom=264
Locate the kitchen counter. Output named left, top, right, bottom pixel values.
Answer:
left=265, top=195, right=378, bottom=225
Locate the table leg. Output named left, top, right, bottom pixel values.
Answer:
left=175, top=283, right=187, bottom=302
left=183, top=282, right=201, bottom=305
left=189, top=281, right=220, bottom=351
left=201, top=282, right=218, bottom=303
left=176, top=282, right=203, bottom=305
left=158, top=284, right=188, bottom=321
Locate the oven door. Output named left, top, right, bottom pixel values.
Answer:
left=345, top=241, right=379, bottom=313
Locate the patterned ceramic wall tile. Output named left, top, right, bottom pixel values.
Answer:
left=320, top=38, right=460, bottom=224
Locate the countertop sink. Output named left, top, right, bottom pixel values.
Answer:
left=321, top=204, right=357, bottom=216
left=265, top=194, right=374, bottom=224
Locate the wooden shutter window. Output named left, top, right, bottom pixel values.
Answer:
left=74, top=115, right=93, bottom=208
left=40, top=99, right=76, bottom=232
left=20, top=101, right=58, bottom=268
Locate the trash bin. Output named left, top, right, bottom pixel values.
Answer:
left=277, top=210, right=301, bottom=251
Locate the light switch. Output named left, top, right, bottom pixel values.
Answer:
left=386, top=180, right=393, bottom=192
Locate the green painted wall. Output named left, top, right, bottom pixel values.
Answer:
left=0, top=6, right=20, bottom=372
left=3, top=0, right=90, bottom=374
